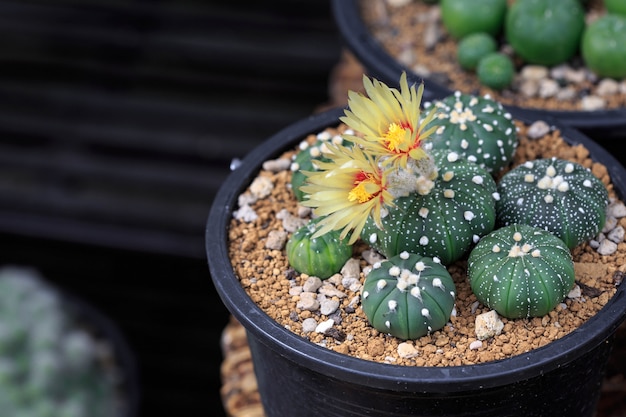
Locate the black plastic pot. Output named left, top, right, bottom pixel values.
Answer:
left=330, top=0, right=626, bottom=141
left=206, top=107, right=626, bottom=417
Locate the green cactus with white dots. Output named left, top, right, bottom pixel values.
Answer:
left=286, top=216, right=353, bottom=280
left=496, top=157, right=609, bottom=249
left=361, top=149, right=498, bottom=265
left=425, top=92, right=518, bottom=174
left=361, top=251, right=456, bottom=340
left=468, top=224, right=576, bottom=319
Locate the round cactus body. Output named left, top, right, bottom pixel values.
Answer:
left=290, top=133, right=349, bottom=202
left=468, top=224, right=575, bottom=319
left=425, top=92, right=518, bottom=174
left=361, top=149, right=497, bottom=265
left=286, top=217, right=353, bottom=279
left=361, top=251, right=456, bottom=340
left=496, top=157, right=609, bottom=249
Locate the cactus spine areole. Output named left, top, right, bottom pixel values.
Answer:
left=361, top=251, right=456, bottom=340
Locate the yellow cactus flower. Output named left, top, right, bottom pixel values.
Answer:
left=300, top=143, right=394, bottom=244
left=340, top=72, right=439, bottom=170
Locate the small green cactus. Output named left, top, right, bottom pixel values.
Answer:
left=505, top=0, right=585, bottom=66
left=496, top=157, right=609, bottom=249
left=476, top=52, right=515, bottom=91
left=441, top=0, right=508, bottom=39
left=361, top=251, right=456, bottom=340
left=361, top=149, right=497, bottom=265
left=286, top=216, right=353, bottom=279
left=0, top=266, right=123, bottom=417
left=456, top=32, right=498, bottom=71
left=290, top=132, right=349, bottom=202
left=425, top=92, right=519, bottom=173
left=468, top=224, right=576, bottom=319
left=581, top=14, right=626, bottom=79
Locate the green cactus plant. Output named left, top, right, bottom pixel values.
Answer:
left=496, top=157, right=609, bottom=249
left=456, top=32, right=498, bottom=71
left=361, top=251, right=456, bottom=340
left=468, top=224, right=576, bottom=319
left=425, top=92, right=519, bottom=174
left=360, top=149, right=498, bottom=265
left=440, top=0, right=508, bottom=39
left=286, top=216, right=353, bottom=279
left=505, top=0, right=585, bottom=66
left=476, top=52, right=515, bottom=91
left=0, top=266, right=123, bottom=417
left=581, top=13, right=626, bottom=79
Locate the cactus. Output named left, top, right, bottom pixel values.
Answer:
left=361, top=149, right=497, bottom=265
left=476, top=52, right=515, bottom=91
left=361, top=251, right=456, bottom=340
left=425, top=92, right=518, bottom=174
left=286, top=216, right=353, bottom=279
left=468, top=224, right=575, bottom=319
left=496, top=157, right=609, bottom=249
left=440, top=0, right=507, bottom=39
left=505, top=0, right=585, bottom=66
left=456, top=32, right=498, bottom=71
left=0, top=266, right=123, bottom=417
left=581, top=14, right=626, bottom=79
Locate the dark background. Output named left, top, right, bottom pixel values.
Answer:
left=0, top=1, right=341, bottom=416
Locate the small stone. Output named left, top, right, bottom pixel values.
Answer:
left=597, top=239, right=618, bottom=256
left=262, top=158, right=291, bottom=172
left=469, top=340, right=483, bottom=350
left=265, top=230, right=288, bottom=250
left=341, top=258, right=361, bottom=279
left=568, top=285, right=582, bottom=299
left=521, top=65, right=549, bottom=80
left=475, top=310, right=504, bottom=341
left=315, top=318, right=335, bottom=334
left=320, top=299, right=340, bottom=316
left=581, top=96, right=606, bottom=111
left=526, top=121, right=551, bottom=139
left=232, top=205, right=257, bottom=222
left=318, top=283, right=347, bottom=299
left=302, top=277, right=323, bottom=293
left=302, top=318, right=318, bottom=333
left=297, top=292, right=320, bottom=312
left=538, top=79, right=559, bottom=98
left=608, top=201, right=626, bottom=218
left=249, top=176, right=274, bottom=199
left=397, top=342, right=419, bottom=359
left=608, top=226, right=625, bottom=244
left=596, top=79, right=620, bottom=96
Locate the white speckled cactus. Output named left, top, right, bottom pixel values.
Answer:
left=425, top=92, right=519, bottom=174
left=361, top=251, right=456, bottom=340
left=496, top=157, right=609, bottom=249
left=468, top=224, right=576, bottom=319
left=360, top=149, right=498, bottom=265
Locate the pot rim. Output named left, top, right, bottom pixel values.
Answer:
left=206, top=106, right=626, bottom=393
left=330, top=0, right=626, bottom=131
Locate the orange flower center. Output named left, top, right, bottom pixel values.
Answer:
left=349, top=171, right=380, bottom=203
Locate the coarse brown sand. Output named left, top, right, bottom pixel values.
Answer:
left=359, top=0, right=626, bottom=112
left=226, top=119, right=625, bottom=367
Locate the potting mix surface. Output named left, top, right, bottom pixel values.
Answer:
left=227, top=116, right=624, bottom=367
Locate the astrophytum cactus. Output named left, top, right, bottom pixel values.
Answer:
left=425, top=91, right=518, bottom=174
left=496, top=157, right=609, bottom=249
left=361, top=251, right=456, bottom=340
left=468, top=223, right=576, bottom=319
left=361, top=149, right=498, bottom=265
